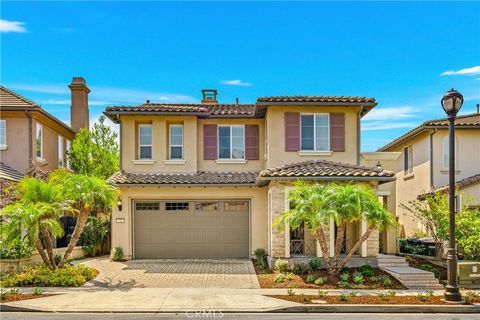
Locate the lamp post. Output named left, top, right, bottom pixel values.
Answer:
left=441, top=88, right=463, bottom=302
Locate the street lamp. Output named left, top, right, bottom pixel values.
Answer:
left=441, top=88, right=463, bottom=302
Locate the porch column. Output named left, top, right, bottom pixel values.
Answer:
left=329, top=217, right=335, bottom=258
left=361, top=218, right=368, bottom=257
left=283, top=186, right=293, bottom=258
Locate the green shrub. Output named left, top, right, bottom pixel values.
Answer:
left=292, top=262, right=309, bottom=275
left=314, top=276, right=327, bottom=285
left=32, top=287, right=43, bottom=295
left=0, top=289, right=8, bottom=300
left=353, top=274, right=364, bottom=285
left=0, top=240, right=33, bottom=260
left=80, top=216, right=111, bottom=257
left=416, top=292, right=428, bottom=302
left=338, top=293, right=350, bottom=301
left=337, top=280, right=350, bottom=288
left=349, top=291, right=358, bottom=297
left=253, top=248, right=267, bottom=269
left=110, top=247, right=124, bottom=261
left=306, top=274, right=318, bottom=283
left=463, top=291, right=480, bottom=304
left=285, top=272, right=294, bottom=281
left=308, top=257, right=323, bottom=272
left=9, top=287, right=19, bottom=295
left=368, top=276, right=379, bottom=283
left=274, top=273, right=286, bottom=283
left=274, top=259, right=289, bottom=273
left=425, top=290, right=434, bottom=297
left=359, top=264, right=375, bottom=277
left=317, top=290, right=328, bottom=297
left=378, top=275, right=392, bottom=287
left=340, top=272, right=350, bottom=282
left=0, top=264, right=98, bottom=287
left=300, top=293, right=311, bottom=302
left=287, top=288, right=295, bottom=296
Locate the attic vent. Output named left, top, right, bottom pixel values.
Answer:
left=201, top=89, right=218, bottom=104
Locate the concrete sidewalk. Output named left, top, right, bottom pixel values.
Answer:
left=3, top=288, right=479, bottom=313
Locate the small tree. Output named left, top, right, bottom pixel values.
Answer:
left=275, top=182, right=395, bottom=275
left=49, top=170, right=118, bottom=267
left=456, top=207, right=480, bottom=260
left=68, top=115, right=119, bottom=179
left=400, top=192, right=449, bottom=258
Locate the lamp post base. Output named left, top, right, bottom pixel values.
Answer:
left=444, top=285, right=462, bottom=302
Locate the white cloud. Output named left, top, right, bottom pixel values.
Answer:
left=40, top=99, right=112, bottom=106
left=441, top=66, right=480, bottom=76
left=0, top=19, right=27, bottom=33
left=363, top=106, right=416, bottom=121
left=221, top=80, right=252, bottom=87
left=362, top=122, right=418, bottom=131
left=8, top=84, right=68, bottom=95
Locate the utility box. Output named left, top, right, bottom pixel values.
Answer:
left=458, top=261, right=480, bottom=285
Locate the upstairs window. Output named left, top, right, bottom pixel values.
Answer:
left=58, top=136, right=64, bottom=167
left=300, top=114, right=329, bottom=151
left=0, top=120, right=6, bottom=150
left=404, top=145, right=413, bottom=175
left=138, top=124, right=152, bottom=159
left=36, top=123, right=43, bottom=159
left=66, top=139, right=71, bottom=169
left=442, top=136, right=459, bottom=170
left=218, top=125, right=245, bottom=159
left=169, top=124, right=183, bottom=160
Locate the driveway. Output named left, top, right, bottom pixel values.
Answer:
left=81, top=257, right=260, bottom=289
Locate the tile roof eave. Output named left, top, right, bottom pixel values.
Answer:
left=109, top=182, right=259, bottom=187
left=256, top=176, right=396, bottom=182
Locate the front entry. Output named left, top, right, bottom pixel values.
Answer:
left=290, top=223, right=305, bottom=255
left=133, top=200, right=250, bottom=259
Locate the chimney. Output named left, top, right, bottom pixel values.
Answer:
left=201, top=89, right=218, bottom=104
left=69, top=77, right=90, bottom=132
left=477, top=103, right=479, bottom=114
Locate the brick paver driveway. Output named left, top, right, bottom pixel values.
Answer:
left=81, top=257, right=260, bottom=289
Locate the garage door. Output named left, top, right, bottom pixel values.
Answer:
left=133, top=200, right=249, bottom=259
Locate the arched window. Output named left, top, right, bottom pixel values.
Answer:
left=442, top=136, right=458, bottom=170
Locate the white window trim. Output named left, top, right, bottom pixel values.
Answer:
left=36, top=123, right=43, bottom=160
left=169, top=124, right=184, bottom=160
left=138, top=124, right=153, bottom=160
left=132, top=159, right=155, bottom=165
left=404, top=144, right=413, bottom=175
left=217, top=125, right=245, bottom=160
left=442, top=136, right=459, bottom=171
left=0, top=120, right=6, bottom=150
left=297, top=150, right=333, bottom=156
left=163, top=159, right=186, bottom=165
left=58, top=135, right=64, bottom=167
left=300, top=113, right=330, bottom=152
left=215, top=159, right=248, bottom=164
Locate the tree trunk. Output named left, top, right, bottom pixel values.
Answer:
left=33, top=236, right=50, bottom=266
left=59, top=209, right=88, bottom=267
left=337, top=227, right=375, bottom=274
left=40, top=225, right=56, bottom=269
left=315, top=226, right=331, bottom=274
left=332, top=221, right=346, bottom=274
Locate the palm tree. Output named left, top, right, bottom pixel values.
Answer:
left=275, top=182, right=395, bottom=275
left=1, top=177, right=73, bottom=269
left=49, top=170, right=118, bottom=267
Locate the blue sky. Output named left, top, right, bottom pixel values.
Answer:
left=1, top=1, right=479, bottom=151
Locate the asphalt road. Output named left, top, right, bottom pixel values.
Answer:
left=1, top=313, right=478, bottom=320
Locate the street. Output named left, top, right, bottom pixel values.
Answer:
left=0, top=313, right=477, bottom=320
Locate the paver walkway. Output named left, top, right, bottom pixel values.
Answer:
left=80, top=257, right=260, bottom=289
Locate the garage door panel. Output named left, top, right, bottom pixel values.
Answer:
left=134, top=200, right=249, bottom=259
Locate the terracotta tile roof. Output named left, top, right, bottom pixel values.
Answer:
left=378, top=113, right=480, bottom=151
left=418, top=173, right=480, bottom=199
left=259, top=160, right=395, bottom=180
left=257, top=96, right=376, bottom=104
left=108, top=171, right=259, bottom=185
left=105, top=104, right=209, bottom=113
left=207, top=104, right=257, bottom=116
left=0, top=162, right=24, bottom=182
left=0, top=86, right=38, bottom=108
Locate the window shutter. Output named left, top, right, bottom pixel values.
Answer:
left=0, top=120, right=6, bottom=146
left=203, top=124, right=217, bottom=160
left=245, top=125, right=259, bottom=160
left=285, top=112, right=300, bottom=151
left=330, top=113, right=345, bottom=152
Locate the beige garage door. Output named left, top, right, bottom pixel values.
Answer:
left=133, top=200, right=250, bottom=259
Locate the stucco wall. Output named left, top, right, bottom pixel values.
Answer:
left=265, top=106, right=360, bottom=168
left=111, top=186, right=268, bottom=259
left=0, top=116, right=30, bottom=174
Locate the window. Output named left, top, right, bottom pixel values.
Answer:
left=36, top=123, right=43, bottom=159
left=404, top=145, right=413, bottom=175
left=195, top=202, right=218, bottom=211
left=169, top=124, right=183, bottom=159
left=218, top=125, right=244, bottom=159
left=138, top=124, right=152, bottom=159
left=300, top=114, right=329, bottom=151
left=0, top=120, right=6, bottom=149
left=66, top=139, right=71, bottom=169
left=224, top=201, right=248, bottom=211
left=442, top=136, right=459, bottom=170
left=58, top=136, right=64, bottom=167
left=165, top=202, right=189, bottom=211
left=135, top=202, right=160, bottom=211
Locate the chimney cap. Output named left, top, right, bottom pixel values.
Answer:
left=71, top=77, right=87, bottom=85
left=68, top=77, right=90, bottom=93
left=201, top=89, right=218, bottom=104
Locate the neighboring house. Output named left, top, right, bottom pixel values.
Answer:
left=104, top=91, right=396, bottom=262
left=378, top=112, right=480, bottom=237
left=0, top=77, right=90, bottom=181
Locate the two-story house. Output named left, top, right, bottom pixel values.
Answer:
left=0, top=77, right=90, bottom=182
left=104, top=91, right=396, bottom=262
left=378, top=112, right=480, bottom=237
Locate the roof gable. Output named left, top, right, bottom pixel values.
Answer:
left=0, top=86, right=38, bottom=108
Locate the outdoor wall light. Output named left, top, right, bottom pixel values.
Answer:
left=117, top=198, right=122, bottom=212
left=375, top=161, right=383, bottom=171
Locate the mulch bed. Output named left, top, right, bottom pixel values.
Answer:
left=269, top=295, right=452, bottom=305
left=253, top=260, right=405, bottom=289
left=405, top=256, right=447, bottom=280
left=0, top=294, right=53, bottom=303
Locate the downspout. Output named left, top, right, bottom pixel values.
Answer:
left=357, top=108, right=361, bottom=165
left=429, top=129, right=436, bottom=188
left=119, top=117, right=123, bottom=172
